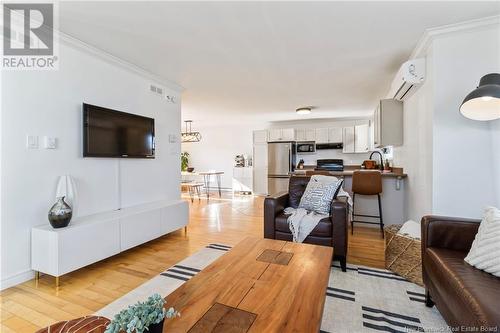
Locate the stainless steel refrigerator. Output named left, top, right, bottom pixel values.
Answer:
left=267, top=142, right=296, bottom=195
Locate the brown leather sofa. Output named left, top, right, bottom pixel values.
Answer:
left=422, top=215, right=500, bottom=331
left=264, top=176, right=349, bottom=271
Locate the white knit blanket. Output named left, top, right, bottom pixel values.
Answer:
left=284, top=207, right=328, bottom=243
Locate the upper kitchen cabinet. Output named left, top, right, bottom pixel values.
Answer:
left=253, top=130, right=268, bottom=144
left=315, top=128, right=329, bottom=143
left=354, top=124, right=370, bottom=153
left=342, top=127, right=355, bottom=153
left=342, top=124, right=370, bottom=153
left=374, top=99, right=404, bottom=147
left=295, top=129, right=316, bottom=141
left=268, top=128, right=295, bottom=142
left=328, top=128, right=343, bottom=143
left=315, top=128, right=342, bottom=143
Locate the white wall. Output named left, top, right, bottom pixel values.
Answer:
left=181, top=124, right=256, bottom=189
left=490, top=119, right=500, bottom=208
left=1, top=40, right=182, bottom=288
left=393, top=46, right=434, bottom=222
left=431, top=27, right=499, bottom=218
left=394, top=23, right=499, bottom=221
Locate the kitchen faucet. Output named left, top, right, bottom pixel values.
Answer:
left=369, top=151, right=384, bottom=171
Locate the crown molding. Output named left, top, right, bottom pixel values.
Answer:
left=58, top=31, right=185, bottom=93
left=410, top=15, right=500, bottom=59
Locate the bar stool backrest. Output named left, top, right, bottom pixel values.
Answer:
left=352, top=170, right=382, bottom=195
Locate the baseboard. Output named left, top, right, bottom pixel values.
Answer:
left=1, top=270, right=34, bottom=290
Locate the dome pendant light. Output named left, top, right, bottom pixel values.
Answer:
left=459, top=73, right=500, bottom=121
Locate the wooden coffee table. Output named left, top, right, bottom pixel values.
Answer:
left=163, top=237, right=333, bottom=332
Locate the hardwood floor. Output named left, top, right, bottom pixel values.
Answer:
left=0, top=193, right=384, bottom=332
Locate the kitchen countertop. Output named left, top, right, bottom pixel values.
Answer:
left=293, top=165, right=407, bottom=178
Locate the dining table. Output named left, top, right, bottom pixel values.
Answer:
left=181, top=171, right=224, bottom=200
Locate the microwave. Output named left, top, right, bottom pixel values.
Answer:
left=296, top=141, right=316, bottom=154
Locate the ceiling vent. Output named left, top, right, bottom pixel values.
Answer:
left=389, top=58, right=425, bottom=101
left=149, top=84, right=164, bottom=96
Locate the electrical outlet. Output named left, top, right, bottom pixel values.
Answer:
left=43, top=136, right=57, bottom=149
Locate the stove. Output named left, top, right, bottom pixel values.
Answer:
left=315, top=159, right=344, bottom=171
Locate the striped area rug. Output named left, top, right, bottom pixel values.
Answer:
left=96, top=243, right=448, bottom=333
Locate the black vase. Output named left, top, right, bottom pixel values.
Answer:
left=147, top=319, right=164, bottom=333
left=48, top=196, right=72, bottom=228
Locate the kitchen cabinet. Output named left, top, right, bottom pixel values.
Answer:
left=253, top=143, right=268, bottom=195
left=342, top=124, right=370, bottom=153
left=295, top=129, right=316, bottom=141
left=374, top=99, right=403, bottom=147
left=342, top=127, right=355, bottom=153
left=354, top=124, right=370, bottom=153
left=269, top=128, right=295, bottom=142
left=315, top=128, right=342, bottom=143
left=253, top=130, right=268, bottom=144
left=328, top=128, right=343, bottom=143
left=315, top=128, right=329, bottom=143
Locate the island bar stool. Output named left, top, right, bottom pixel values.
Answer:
left=351, top=170, right=384, bottom=237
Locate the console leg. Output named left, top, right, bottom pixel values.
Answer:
left=35, top=271, right=40, bottom=287
left=56, top=276, right=60, bottom=289
left=425, top=289, right=434, bottom=307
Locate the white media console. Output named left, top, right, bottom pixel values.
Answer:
left=31, top=199, right=188, bottom=284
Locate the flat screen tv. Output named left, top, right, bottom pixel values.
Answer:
left=83, top=103, right=155, bottom=158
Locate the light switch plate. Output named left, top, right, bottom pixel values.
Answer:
left=26, top=135, right=39, bottom=149
left=43, top=136, right=57, bottom=149
left=168, top=134, right=178, bottom=143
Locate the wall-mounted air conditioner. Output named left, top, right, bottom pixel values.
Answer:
left=388, top=58, right=425, bottom=101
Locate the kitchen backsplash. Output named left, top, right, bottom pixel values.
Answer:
left=298, top=146, right=394, bottom=166
left=299, top=150, right=371, bottom=165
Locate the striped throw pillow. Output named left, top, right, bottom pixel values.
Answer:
left=464, top=206, right=500, bottom=277
left=298, top=176, right=344, bottom=215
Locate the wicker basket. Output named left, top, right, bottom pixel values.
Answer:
left=384, top=224, right=423, bottom=286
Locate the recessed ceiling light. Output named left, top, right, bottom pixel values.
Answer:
left=296, top=107, right=311, bottom=115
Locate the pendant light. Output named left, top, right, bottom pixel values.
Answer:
left=459, top=73, right=500, bottom=121
left=181, top=120, right=202, bottom=143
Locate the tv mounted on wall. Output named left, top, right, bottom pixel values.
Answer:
left=83, top=103, right=155, bottom=158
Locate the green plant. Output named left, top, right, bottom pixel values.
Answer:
left=104, top=294, right=179, bottom=333
left=181, top=152, right=189, bottom=171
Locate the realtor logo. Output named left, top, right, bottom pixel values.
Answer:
left=2, top=2, right=59, bottom=70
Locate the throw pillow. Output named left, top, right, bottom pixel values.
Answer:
left=464, top=206, right=500, bottom=277
left=298, top=175, right=344, bottom=215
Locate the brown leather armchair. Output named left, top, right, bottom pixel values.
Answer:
left=422, top=215, right=500, bottom=331
left=264, top=176, right=349, bottom=271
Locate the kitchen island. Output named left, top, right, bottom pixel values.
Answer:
left=293, top=166, right=407, bottom=227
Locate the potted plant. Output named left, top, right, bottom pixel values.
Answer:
left=104, top=294, right=179, bottom=333
left=181, top=152, right=189, bottom=172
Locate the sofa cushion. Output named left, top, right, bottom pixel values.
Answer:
left=275, top=212, right=331, bottom=237
left=425, top=247, right=500, bottom=326
left=275, top=231, right=332, bottom=247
